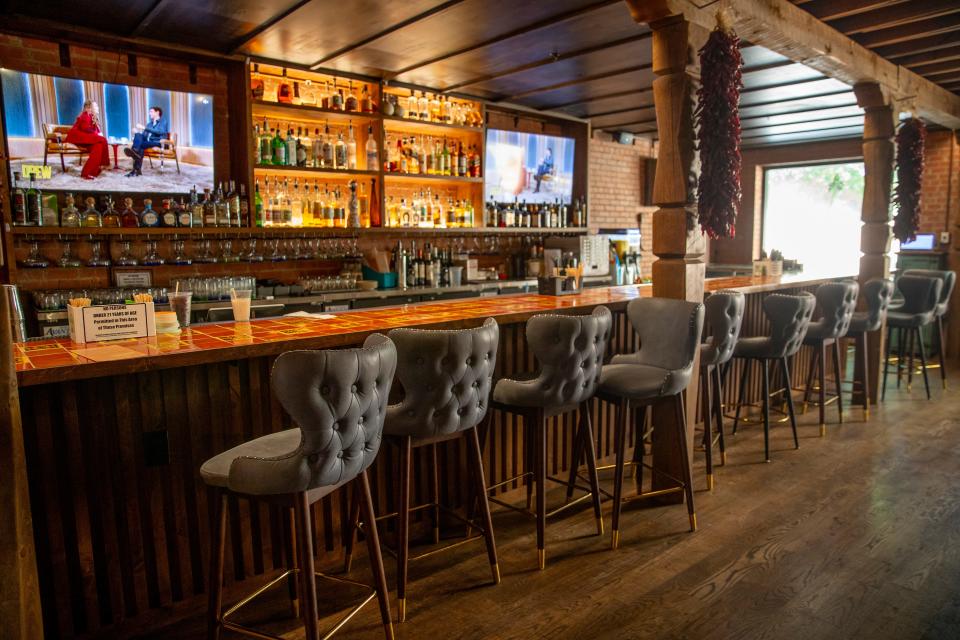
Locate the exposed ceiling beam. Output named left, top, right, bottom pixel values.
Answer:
left=389, top=0, right=622, bottom=78
left=874, top=32, right=960, bottom=58
left=912, top=58, right=960, bottom=75
left=740, top=113, right=864, bottom=132
left=228, top=0, right=313, bottom=55
left=855, top=12, right=960, bottom=47
left=898, top=45, right=960, bottom=68
left=129, top=0, right=166, bottom=38
left=540, top=88, right=649, bottom=111
left=586, top=102, right=655, bottom=118
left=828, top=0, right=960, bottom=36
left=626, top=0, right=960, bottom=128
left=499, top=64, right=652, bottom=101
left=440, top=32, right=651, bottom=92
left=309, top=0, right=469, bottom=69
left=798, top=0, right=907, bottom=23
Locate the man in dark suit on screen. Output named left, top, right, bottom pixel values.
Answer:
left=124, top=106, right=169, bottom=177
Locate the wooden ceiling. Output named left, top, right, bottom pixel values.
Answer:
left=791, top=0, right=960, bottom=96
left=18, top=0, right=958, bottom=147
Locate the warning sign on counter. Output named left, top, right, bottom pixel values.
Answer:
left=80, top=304, right=149, bottom=342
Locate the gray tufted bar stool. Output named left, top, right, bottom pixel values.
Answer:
left=799, top=282, right=859, bottom=435
left=371, top=318, right=501, bottom=623
left=699, top=291, right=745, bottom=490
left=901, top=269, right=955, bottom=390
left=595, top=298, right=704, bottom=550
left=489, top=306, right=612, bottom=570
left=201, top=334, right=398, bottom=640
left=845, top=278, right=894, bottom=417
left=884, top=275, right=943, bottom=400
left=730, top=293, right=816, bottom=462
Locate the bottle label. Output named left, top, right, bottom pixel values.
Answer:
left=162, top=212, right=176, bottom=226
left=178, top=212, right=192, bottom=227
left=142, top=212, right=159, bottom=226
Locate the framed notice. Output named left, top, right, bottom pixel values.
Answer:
left=114, top=270, right=153, bottom=287
left=68, top=303, right=156, bottom=343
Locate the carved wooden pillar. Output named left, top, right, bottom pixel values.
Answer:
left=0, top=291, right=43, bottom=639
left=853, top=82, right=895, bottom=405
left=628, top=4, right=706, bottom=508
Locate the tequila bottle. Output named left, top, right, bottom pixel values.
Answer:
left=347, top=180, right=360, bottom=228
left=345, top=81, right=358, bottom=112
left=321, top=123, right=334, bottom=168
left=161, top=199, right=177, bottom=227
left=178, top=197, right=193, bottom=228
left=202, top=188, right=216, bottom=226
left=227, top=179, right=240, bottom=225
left=215, top=183, right=231, bottom=227
left=102, top=196, right=121, bottom=227
left=120, top=197, right=141, bottom=227
left=60, top=193, right=81, bottom=227
left=80, top=197, right=102, bottom=227
left=141, top=199, right=160, bottom=227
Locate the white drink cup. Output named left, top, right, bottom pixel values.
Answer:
left=231, top=289, right=252, bottom=322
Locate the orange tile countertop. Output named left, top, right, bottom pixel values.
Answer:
left=13, top=273, right=844, bottom=387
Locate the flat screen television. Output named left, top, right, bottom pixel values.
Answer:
left=484, top=128, right=575, bottom=205
left=1, top=69, right=214, bottom=194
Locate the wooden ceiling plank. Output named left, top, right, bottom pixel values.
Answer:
left=855, top=12, right=960, bottom=47
left=540, top=88, right=646, bottom=111
left=228, top=0, right=314, bottom=54
left=388, top=0, right=622, bottom=77
left=308, top=0, right=469, bottom=68
left=501, top=63, right=651, bottom=101
left=828, top=0, right=960, bottom=36
left=798, top=0, right=907, bottom=23
left=128, top=0, right=167, bottom=38
left=586, top=101, right=655, bottom=118
left=912, top=58, right=960, bottom=75
left=441, top=32, right=651, bottom=92
left=899, top=44, right=960, bottom=67
left=874, top=32, right=960, bottom=59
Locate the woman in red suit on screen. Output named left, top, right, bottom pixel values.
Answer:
left=65, top=100, right=110, bottom=180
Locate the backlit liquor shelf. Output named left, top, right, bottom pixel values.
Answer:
left=10, top=226, right=589, bottom=236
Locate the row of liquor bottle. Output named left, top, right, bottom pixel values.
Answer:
left=255, top=177, right=369, bottom=228
left=251, top=67, right=378, bottom=114
left=254, top=120, right=376, bottom=170
left=384, top=193, right=476, bottom=229
left=12, top=180, right=250, bottom=228
left=383, top=134, right=481, bottom=178
left=382, top=90, right=482, bottom=128
left=484, top=197, right=588, bottom=229
left=392, top=241, right=460, bottom=289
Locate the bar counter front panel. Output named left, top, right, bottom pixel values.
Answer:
left=16, top=275, right=839, bottom=638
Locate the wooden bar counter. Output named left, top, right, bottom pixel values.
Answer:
left=12, top=274, right=842, bottom=638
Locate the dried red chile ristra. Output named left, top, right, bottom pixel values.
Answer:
left=893, top=117, right=926, bottom=243
left=694, top=26, right=743, bottom=240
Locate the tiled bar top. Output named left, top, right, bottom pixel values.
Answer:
left=13, top=273, right=845, bottom=386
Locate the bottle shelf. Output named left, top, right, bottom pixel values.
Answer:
left=382, top=115, right=484, bottom=136
left=382, top=173, right=483, bottom=185
left=11, top=225, right=588, bottom=237
left=254, top=164, right=379, bottom=179
left=252, top=100, right=380, bottom=125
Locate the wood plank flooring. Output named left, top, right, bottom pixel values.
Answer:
left=136, top=364, right=960, bottom=640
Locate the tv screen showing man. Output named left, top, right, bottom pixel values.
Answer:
left=124, top=106, right=169, bottom=177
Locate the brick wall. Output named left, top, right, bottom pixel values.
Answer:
left=917, top=129, right=959, bottom=235
left=588, top=132, right=655, bottom=278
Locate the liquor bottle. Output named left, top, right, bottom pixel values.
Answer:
left=202, top=188, right=216, bottom=226
left=285, top=128, right=296, bottom=167
left=457, top=142, right=468, bottom=177
left=81, top=196, right=102, bottom=227
left=361, top=85, right=374, bottom=113
left=60, top=193, right=81, bottom=227
left=238, top=183, right=249, bottom=227
left=346, top=122, right=358, bottom=170
left=441, top=138, right=451, bottom=176
left=187, top=186, right=200, bottom=227
left=26, top=175, right=41, bottom=226
left=271, top=128, right=286, bottom=166
left=346, top=180, right=360, bottom=228
left=177, top=197, right=192, bottom=227
left=254, top=180, right=264, bottom=227
left=259, top=118, right=272, bottom=164
left=227, top=179, right=241, bottom=225
left=215, top=183, right=231, bottom=226
left=140, top=199, right=160, bottom=227
left=441, top=96, right=451, bottom=124
left=160, top=199, right=177, bottom=227
left=333, top=85, right=344, bottom=111
left=253, top=124, right=261, bottom=164
left=102, top=196, right=121, bottom=227
left=11, top=171, right=27, bottom=225
left=300, top=128, right=312, bottom=167
left=345, top=81, right=358, bottom=111
left=335, top=131, right=347, bottom=169
left=365, top=124, right=378, bottom=170
left=321, top=123, right=334, bottom=168
left=120, top=197, right=140, bottom=227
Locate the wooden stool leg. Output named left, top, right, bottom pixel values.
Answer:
left=882, top=325, right=893, bottom=401
left=285, top=507, right=300, bottom=618
left=358, top=471, right=395, bottom=639
left=906, top=329, right=915, bottom=391
left=525, top=415, right=534, bottom=511
left=343, top=479, right=361, bottom=573
left=937, top=316, right=948, bottom=390
left=702, top=366, right=714, bottom=491
left=564, top=409, right=585, bottom=503
left=916, top=327, right=932, bottom=400
left=634, top=405, right=646, bottom=488
left=762, top=359, right=771, bottom=462
left=803, top=346, right=819, bottom=412
left=818, top=344, right=827, bottom=436
left=780, top=358, right=799, bottom=450
left=206, top=492, right=227, bottom=640
left=430, top=443, right=440, bottom=545
left=467, top=427, right=500, bottom=584
left=294, top=492, right=320, bottom=640
left=896, top=327, right=905, bottom=388
left=858, top=333, right=870, bottom=417
left=610, top=398, right=629, bottom=550
left=535, top=409, right=547, bottom=570
left=832, top=341, right=844, bottom=424
left=397, top=436, right=412, bottom=622
left=579, top=401, right=604, bottom=535
left=733, top=360, right=750, bottom=435
left=673, top=394, right=697, bottom=531
left=713, top=367, right=727, bottom=465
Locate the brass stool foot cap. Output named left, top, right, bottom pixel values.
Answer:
left=385, top=622, right=396, bottom=640
left=433, top=526, right=440, bottom=545
left=864, top=409, right=870, bottom=420
left=720, top=451, right=727, bottom=466
left=707, top=474, right=715, bottom=491
left=689, top=513, right=698, bottom=532
left=492, top=563, right=501, bottom=585
left=611, top=530, right=620, bottom=550
left=537, top=549, right=546, bottom=570
left=397, top=598, right=406, bottom=623
left=596, top=516, right=604, bottom=536
left=943, top=381, right=948, bottom=391
left=343, top=556, right=353, bottom=574
left=819, top=423, right=826, bottom=437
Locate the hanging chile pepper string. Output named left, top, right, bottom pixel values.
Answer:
left=892, top=117, right=926, bottom=243
left=694, top=17, right=743, bottom=240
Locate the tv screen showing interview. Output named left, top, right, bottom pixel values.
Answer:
left=1, top=69, right=214, bottom=193
left=483, top=129, right=575, bottom=205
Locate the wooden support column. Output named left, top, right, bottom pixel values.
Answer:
left=853, top=82, right=895, bottom=405
left=0, top=291, right=43, bottom=639
left=628, top=2, right=706, bottom=504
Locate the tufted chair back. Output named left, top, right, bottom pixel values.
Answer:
left=701, top=290, right=745, bottom=368
left=896, top=275, right=942, bottom=316
left=810, top=281, right=859, bottom=340
left=625, top=298, right=704, bottom=373
left=493, top=306, right=612, bottom=409
left=859, top=278, right=894, bottom=332
left=226, top=333, right=397, bottom=496
left=764, top=293, right=816, bottom=358
left=903, top=269, right=955, bottom=316
left=385, top=318, right=499, bottom=439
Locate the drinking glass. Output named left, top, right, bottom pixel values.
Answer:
left=195, top=239, right=218, bottom=264
left=21, top=241, right=50, bottom=268
left=267, top=238, right=286, bottom=262
left=168, top=291, right=193, bottom=327
left=170, top=240, right=192, bottom=265
left=57, top=241, right=83, bottom=268
left=142, top=240, right=165, bottom=266
left=230, top=289, right=252, bottom=322
left=220, top=239, right=239, bottom=263
left=116, top=241, right=139, bottom=266
left=244, top=238, right=264, bottom=262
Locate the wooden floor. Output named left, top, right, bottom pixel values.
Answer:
left=139, top=364, right=960, bottom=640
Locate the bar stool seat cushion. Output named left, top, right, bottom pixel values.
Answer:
left=699, top=290, right=746, bottom=368
left=886, top=309, right=935, bottom=329
left=732, top=336, right=775, bottom=359
left=801, top=281, right=859, bottom=345
left=599, top=362, right=686, bottom=400
left=846, top=311, right=872, bottom=334
left=200, top=429, right=347, bottom=501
